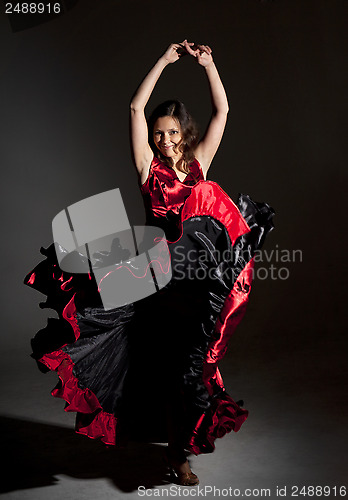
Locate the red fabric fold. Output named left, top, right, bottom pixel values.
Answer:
left=178, top=182, right=253, bottom=453
left=140, top=156, right=204, bottom=219
left=188, top=392, right=249, bottom=455
left=39, top=347, right=118, bottom=445
left=203, top=259, right=255, bottom=392
left=181, top=181, right=250, bottom=246
left=38, top=294, right=119, bottom=446
left=27, top=177, right=255, bottom=452
left=188, top=261, right=254, bottom=454
left=75, top=411, right=117, bottom=446
left=62, top=294, right=80, bottom=341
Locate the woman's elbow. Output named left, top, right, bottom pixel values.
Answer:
left=223, top=99, right=230, bottom=115
left=213, top=106, right=229, bottom=118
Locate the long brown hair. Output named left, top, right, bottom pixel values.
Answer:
left=147, top=100, right=199, bottom=174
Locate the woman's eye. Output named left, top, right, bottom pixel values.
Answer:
left=170, top=131, right=178, bottom=135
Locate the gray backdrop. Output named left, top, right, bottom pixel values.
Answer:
left=1, top=0, right=347, bottom=498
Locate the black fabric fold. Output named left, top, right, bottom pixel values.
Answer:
left=63, top=305, right=134, bottom=414
left=23, top=191, right=275, bottom=451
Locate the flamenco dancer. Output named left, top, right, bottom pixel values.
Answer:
left=24, top=41, right=274, bottom=487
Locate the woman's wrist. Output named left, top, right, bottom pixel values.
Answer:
left=158, top=55, right=172, bottom=68
left=203, top=60, right=215, bottom=71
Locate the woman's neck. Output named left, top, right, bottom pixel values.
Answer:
left=172, top=155, right=189, bottom=171
left=171, top=156, right=182, bottom=168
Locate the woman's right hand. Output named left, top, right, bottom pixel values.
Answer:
left=160, top=41, right=191, bottom=64
left=183, top=40, right=214, bottom=67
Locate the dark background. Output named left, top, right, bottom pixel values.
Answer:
left=0, top=0, right=347, bottom=497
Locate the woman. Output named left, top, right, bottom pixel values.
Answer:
left=129, top=41, right=233, bottom=485
left=126, top=40, right=274, bottom=485
left=24, top=41, right=274, bottom=488
left=130, top=41, right=227, bottom=185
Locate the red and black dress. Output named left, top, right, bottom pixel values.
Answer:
left=24, top=156, right=274, bottom=455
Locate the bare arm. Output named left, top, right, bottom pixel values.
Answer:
left=130, top=43, right=187, bottom=184
left=184, top=43, right=229, bottom=177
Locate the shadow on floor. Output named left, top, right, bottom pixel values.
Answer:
left=0, top=415, right=176, bottom=494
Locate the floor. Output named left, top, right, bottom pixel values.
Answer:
left=1, top=323, right=347, bottom=500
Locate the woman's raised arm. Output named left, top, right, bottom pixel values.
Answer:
left=184, top=42, right=229, bottom=177
left=130, top=43, right=187, bottom=183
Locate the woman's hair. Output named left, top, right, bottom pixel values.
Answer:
left=147, top=100, right=199, bottom=174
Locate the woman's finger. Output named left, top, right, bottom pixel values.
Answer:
left=202, top=45, right=212, bottom=54
left=183, top=40, right=198, bottom=56
left=197, top=44, right=210, bottom=54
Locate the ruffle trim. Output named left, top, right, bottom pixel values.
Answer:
left=205, top=258, right=255, bottom=382
left=40, top=348, right=117, bottom=446
left=188, top=391, right=249, bottom=455
left=180, top=181, right=251, bottom=246
left=24, top=245, right=117, bottom=446
left=24, top=186, right=274, bottom=453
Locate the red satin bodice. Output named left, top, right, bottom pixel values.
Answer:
left=140, top=156, right=205, bottom=221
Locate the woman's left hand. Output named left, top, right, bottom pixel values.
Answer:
left=183, top=41, right=214, bottom=67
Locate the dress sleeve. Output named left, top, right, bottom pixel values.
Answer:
left=195, top=157, right=205, bottom=180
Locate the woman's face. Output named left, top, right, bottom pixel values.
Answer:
left=153, top=116, right=183, bottom=159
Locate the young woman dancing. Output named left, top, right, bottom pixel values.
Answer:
left=24, top=41, right=274, bottom=487
left=127, top=40, right=274, bottom=485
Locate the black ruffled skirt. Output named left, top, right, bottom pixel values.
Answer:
left=24, top=181, right=274, bottom=454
